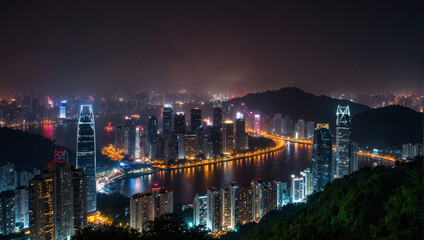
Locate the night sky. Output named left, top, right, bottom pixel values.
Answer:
left=0, top=0, right=422, bottom=96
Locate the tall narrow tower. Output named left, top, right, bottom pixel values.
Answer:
left=335, top=105, right=351, bottom=178
left=76, top=105, right=96, bottom=213
left=212, top=96, right=223, bottom=157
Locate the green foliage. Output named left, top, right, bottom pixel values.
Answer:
left=140, top=214, right=209, bottom=240
left=73, top=214, right=209, bottom=240
left=73, top=225, right=141, bottom=240
left=228, top=159, right=423, bottom=240
left=97, top=193, right=130, bottom=225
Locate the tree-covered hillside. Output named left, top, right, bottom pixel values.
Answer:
left=223, top=158, right=423, bottom=240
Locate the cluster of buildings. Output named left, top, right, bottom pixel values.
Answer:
left=0, top=105, right=96, bottom=239
left=113, top=97, right=249, bottom=162
left=402, top=143, right=423, bottom=160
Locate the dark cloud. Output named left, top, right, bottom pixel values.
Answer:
left=0, top=0, right=422, bottom=96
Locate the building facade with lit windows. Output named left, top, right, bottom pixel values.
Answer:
left=335, top=105, right=352, bottom=178
left=76, top=104, right=96, bottom=213
left=0, top=190, right=16, bottom=235
left=223, top=120, right=234, bottom=153
left=212, top=97, right=223, bottom=157
left=312, top=124, right=333, bottom=192
left=130, top=186, right=173, bottom=233
left=206, top=187, right=221, bottom=233
left=29, top=161, right=87, bottom=240
left=193, top=194, right=208, bottom=227
left=291, top=174, right=305, bottom=202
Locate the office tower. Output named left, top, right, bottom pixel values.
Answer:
left=336, top=105, right=351, bottom=178
left=212, top=97, right=223, bottom=157
left=271, top=113, right=282, bottom=134
left=198, top=125, right=213, bottom=159
left=206, top=187, right=221, bottom=233
left=190, top=108, right=202, bottom=132
left=163, top=104, right=173, bottom=135
left=220, top=185, right=232, bottom=231
left=350, top=142, right=359, bottom=173
left=282, top=115, right=293, bottom=136
left=402, top=143, right=423, bottom=160
left=291, top=174, right=305, bottom=203
left=76, top=104, right=96, bottom=213
left=305, top=121, right=315, bottom=139
left=223, top=120, right=234, bottom=153
left=147, top=115, right=159, bottom=159
left=254, top=114, right=260, bottom=132
left=29, top=161, right=87, bottom=240
left=174, top=112, right=186, bottom=158
left=114, top=126, right=123, bottom=149
left=59, top=100, right=67, bottom=119
left=273, top=180, right=289, bottom=208
left=235, top=117, right=247, bottom=151
left=193, top=194, right=208, bottom=227
left=0, top=164, right=17, bottom=192
left=296, top=119, right=305, bottom=139
left=124, top=117, right=136, bottom=156
left=184, top=132, right=198, bottom=159
left=15, top=186, right=29, bottom=229
left=0, top=190, right=15, bottom=235
left=312, top=124, right=333, bottom=192
left=301, top=168, right=313, bottom=197
left=130, top=186, right=173, bottom=232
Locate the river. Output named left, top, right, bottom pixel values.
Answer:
left=23, top=116, right=392, bottom=204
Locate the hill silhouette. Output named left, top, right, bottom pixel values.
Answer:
left=351, top=105, right=423, bottom=148
left=0, top=127, right=66, bottom=171
left=226, top=87, right=422, bottom=148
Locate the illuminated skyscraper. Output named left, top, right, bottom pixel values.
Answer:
left=220, top=185, right=232, bottom=230
left=254, top=114, right=260, bottom=132
left=174, top=112, right=186, bottom=159
left=59, top=100, right=67, bottom=119
left=185, top=132, right=198, bottom=159
left=193, top=194, right=208, bottom=227
left=163, top=104, right=173, bottom=135
left=15, top=186, right=29, bottom=229
left=147, top=115, right=159, bottom=159
left=301, top=168, right=313, bottom=197
left=251, top=179, right=275, bottom=221
left=206, top=187, right=221, bottom=232
left=291, top=174, right=304, bottom=202
left=223, top=120, right=234, bottom=153
left=273, top=180, right=289, bottom=208
left=305, top=121, right=315, bottom=139
left=296, top=119, right=305, bottom=139
left=190, top=108, right=202, bottom=132
left=0, top=190, right=15, bottom=235
left=130, top=186, right=173, bottom=233
left=212, top=97, right=223, bottom=157
left=335, top=106, right=351, bottom=178
left=312, top=124, right=333, bottom=192
left=230, top=183, right=253, bottom=227
left=29, top=161, right=87, bottom=240
left=235, top=117, right=247, bottom=151
left=76, top=105, right=96, bottom=213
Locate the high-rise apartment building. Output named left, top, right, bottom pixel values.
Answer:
left=193, top=194, right=208, bottom=227
left=402, top=143, right=423, bottom=160
left=0, top=190, right=15, bottom=235
left=301, top=168, right=313, bottom=197
left=220, top=185, right=232, bottom=231
left=29, top=161, right=87, bottom=240
left=130, top=186, right=173, bottom=232
left=163, top=104, right=173, bottom=135
left=273, top=180, right=289, bottom=208
left=0, top=164, right=17, bottom=192
left=76, top=104, right=96, bottom=213
left=296, top=119, right=305, bottom=139
left=305, top=121, right=314, bottom=139
left=206, top=187, right=221, bottom=233
left=312, top=124, right=333, bottom=192
left=291, top=174, right=304, bottom=203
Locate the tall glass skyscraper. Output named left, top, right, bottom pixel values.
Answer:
left=190, top=108, right=202, bottom=132
left=335, top=105, right=351, bottom=178
left=163, top=104, right=173, bottom=135
left=76, top=105, right=96, bottom=213
left=212, top=96, right=223, bottom=157
left=312, top=123, right=333, bottom=192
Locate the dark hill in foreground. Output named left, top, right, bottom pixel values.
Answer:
left=352, top=105, right=423, bottom=148
left=222, top=158, right=423, bottom=240
left=0, top=127, right=65, bottom=170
